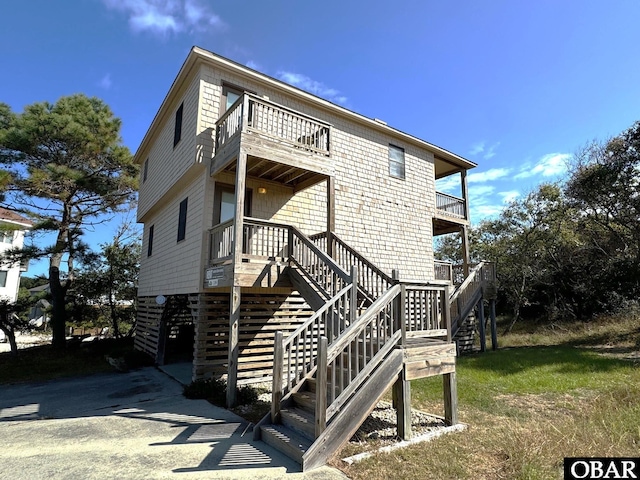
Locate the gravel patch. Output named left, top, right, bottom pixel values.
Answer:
left=349, top=400, right=446, bottom=446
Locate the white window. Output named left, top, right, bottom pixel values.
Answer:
left=389, top=144, right=405, bottom=179
left=1, top=231, right=13, bottom=244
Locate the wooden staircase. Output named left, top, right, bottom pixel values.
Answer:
left=448, top=262, right=497, bottom=353
left=250, top=227, right=479, bottom=470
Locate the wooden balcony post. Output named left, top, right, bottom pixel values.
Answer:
left=227, top=150, right=248, bottom=408
left=460, top=225, right=470, bottom=278
left=272, top=331, right=284, bottom=423
left=326, top=177, right=335, bottom=258
left=444, top=285, right=452, bottom=343
left=315, top=336, right=328, bottom=437
left=443, top=371, right=458, bottom=426
left=350, top=265, right=358, bottom=324
left=461, top=169, right=470, bottom=221
left=477, top=297, right=486, bottom=353
left=394, top=369, right=412, bottom=441
left=490, top=299, right=498, bottom=350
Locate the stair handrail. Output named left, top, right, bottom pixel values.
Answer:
left=449, top=261, right=492, bottom=335
left=271, top=271, right=358, bottom=423
left=321, top=284, right=403, bottom=423
left=310, top=231, right=394, bottom=302
left=289, top=226, right=351, bottom=297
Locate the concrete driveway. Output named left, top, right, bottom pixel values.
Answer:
left=0, top=367, right=347, bottom=480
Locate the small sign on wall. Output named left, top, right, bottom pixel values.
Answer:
left=205, top=266, right=225, bottom=287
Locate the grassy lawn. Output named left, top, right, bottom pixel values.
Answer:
left=337, top=315, right=640, bottom=480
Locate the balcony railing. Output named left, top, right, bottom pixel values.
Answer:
left=208, top=217, right=292, bottom=265
left=436, top=192, right=466, bottom=219
left=215, top=93, right=331, bottom=157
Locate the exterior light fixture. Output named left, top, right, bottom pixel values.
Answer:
left=258, top=187, right=267, bottom=194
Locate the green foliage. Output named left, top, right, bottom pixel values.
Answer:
left=72, top=221, right=140, bottom=338
left=0, top=94, right=139, bottom=348
left=436, top=121, right=640, bottom=327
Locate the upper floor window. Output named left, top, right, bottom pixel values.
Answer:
left=173, top=102, right=183, bottom=147
left=177, top=198, right=188, bottom=242
left=0, top=270, right=7, bottom=288
left=143, top=158, right=149, bottom=183
left=389, top=144, right=405, bottom=179
left=1, top=231, right=13, bottom=244
left=147, top=225, right=154, bottom=257
left=222, top=84, right=243, bottom=114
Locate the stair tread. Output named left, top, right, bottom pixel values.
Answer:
left=305, top=378, right=316, bottom=393
left=260, top=424, right=313, bottom=463
left=291, top=390, right=316, bottom=412
left=281, top=407, right=315, bottom=439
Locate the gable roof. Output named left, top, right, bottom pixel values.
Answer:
left=135, top=46, right=476, bottom=176
left=0, top=207, right=33, bottom=228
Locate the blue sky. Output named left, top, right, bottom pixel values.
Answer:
left=3, top=0, right=640, bottom=277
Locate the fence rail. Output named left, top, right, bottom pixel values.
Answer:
left=436, top=191, right=466, bottom=219
left=215, top=93, right=331, bottom=156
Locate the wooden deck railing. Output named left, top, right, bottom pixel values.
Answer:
left=242, top=218, right=290, bottom=258
left=449, top=261, right=496, bottom=335
left=215, top=93, right=331, bottom=156
left=310, top=232, right=395, bottom=302
left=404, top=282, right=451, bottom=338
left=434, top=260, right=453, bottom=282
left=208, top=219, right=234, bottom=263
left=272, top=281, right=357, bottom=423
left=290, top=228, right=350, bottom=297
left=436, top=192, right=466, bottom=219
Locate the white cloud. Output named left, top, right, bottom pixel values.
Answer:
left=276, top=71, right=348, bottom=105
left=514, top=153, right=570, bottom=180
left=469, top=184, right=495, bottom=199
left=470, top=141, right=485, bottom=155
left=102, top=0, right=226, bottom=35
left=483, top=142, right=500, bottom=159
left=98, top=73, right=112, bottom=90
left=472, top=204, right=504, bottom=219
left=498, top=190, right=520, bottom=204
left=469, top=141, right=500, bottom=159
left=435, top=176, right=459, bottom=193
left=468, top=184, right=504, bottom=222
left=467, top=168, right=511, bottom=183
left=246, top=60, right=261, bottom=71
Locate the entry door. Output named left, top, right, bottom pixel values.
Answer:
left=214, top=184, right=252, bottom=225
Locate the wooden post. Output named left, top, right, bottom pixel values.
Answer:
left=461, top=169, right=470, bottom=221
left=443, top=371, right=458, bottom=425
left=326, top=177, right=335, bottom=258
left=443, top=285, right=452, bottom=343
left=477, top=298, right=486, bottom=353
left=350, top=265, right=358, bottom=324
left=272, top=331, right=284, bottom=423
left=394, top=370, right=412, bottom=440
left=227, top=150, right=248, bottom=408
left=315, top=336, right=328, bottom=437
left=490, top=299, right=498, bottom=350
left=460, top=225, right=470, bottom=278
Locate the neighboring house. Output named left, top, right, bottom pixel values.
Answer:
left=134, top=46, right=496, bottom=470
left=0, top=208, right=32, bottom=303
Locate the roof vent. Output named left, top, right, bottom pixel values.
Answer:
left=373, top=118, right=387, bottom=125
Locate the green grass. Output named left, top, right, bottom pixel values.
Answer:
left=339, top=314, right=640, bottom=480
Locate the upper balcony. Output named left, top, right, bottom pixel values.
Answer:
left=211, top=93, right=333, bottom=191
left=433, top=190, right=469, bottom=235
